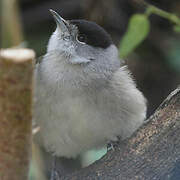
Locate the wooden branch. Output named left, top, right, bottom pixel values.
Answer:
left=0, top=49, right=35, bottom=180
left=58, top=86, right=180, bottom=179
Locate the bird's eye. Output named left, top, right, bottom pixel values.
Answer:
left=76, top=34, right=87, bottom=44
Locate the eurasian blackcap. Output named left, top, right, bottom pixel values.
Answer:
left=34, top=10, right=147, bottom=160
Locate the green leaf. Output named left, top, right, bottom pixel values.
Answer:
left=119, top=14, right=150, bottom=58
left=173, top=25, right=180, bottom=33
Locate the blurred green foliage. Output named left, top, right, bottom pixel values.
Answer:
left=119, top=14, right=150, bottom=58
left=119, top=3, right=180, bottom=58
left=167, top=42, right=180, bottom=73
left=174, top=25, right=180, bottom=33
left=80, top=147, right=107, bottom=168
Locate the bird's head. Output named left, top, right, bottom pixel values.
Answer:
left=47, top=10, right=119, bottom=66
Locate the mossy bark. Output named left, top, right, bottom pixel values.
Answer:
left=0, top=49, right=35, bottom=180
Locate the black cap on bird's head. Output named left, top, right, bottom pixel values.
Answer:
left=70, top=20, right=112, bottom=49
left=49, top=9, right=113, bottom=49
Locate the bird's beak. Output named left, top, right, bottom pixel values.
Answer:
left=49, top=9, right=69, bottom=34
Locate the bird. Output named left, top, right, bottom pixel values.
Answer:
left=34, top=9, right=147, bottom=165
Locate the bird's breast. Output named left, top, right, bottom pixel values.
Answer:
left=34, top=84, right=108, bottom=157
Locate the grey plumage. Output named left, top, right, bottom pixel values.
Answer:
left=34, top=10, right=147, bottom=159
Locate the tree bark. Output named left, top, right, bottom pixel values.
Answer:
left=56, top=86, right=180, bottom=179
left=0, top=49, right=35, bottom=180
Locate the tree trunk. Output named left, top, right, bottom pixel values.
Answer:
left=0, top=49, right=35, bottom=180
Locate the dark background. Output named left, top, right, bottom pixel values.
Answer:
left=5, top=0, right=180, bottom=117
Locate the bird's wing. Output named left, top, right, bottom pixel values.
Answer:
left=104, top=66, right=147, bottom=139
